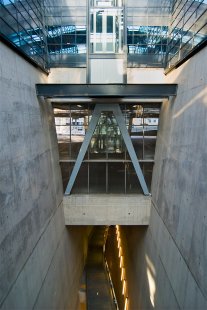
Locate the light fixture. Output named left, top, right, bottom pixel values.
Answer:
left=122, top=279, right=127, bottom=295
left=124, top=297, right=129, bottom=310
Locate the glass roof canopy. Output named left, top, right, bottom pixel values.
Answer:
left=0, top=0, right=206, bottom=70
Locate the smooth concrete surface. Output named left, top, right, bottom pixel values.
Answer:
left=90, top=59, right=124, bottom=83
left=1, top=37, right=207, bottom=310
left=127, top=68, right=165, bottom=84
left=48, top=68, right=87, bottom=84
left=120, top=47, right=207, bottom=309
left=0, top=42, right=91, bottom=309
left=63, top=195, right=151, bottom=225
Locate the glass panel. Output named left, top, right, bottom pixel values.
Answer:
left=131, top=126, right=144, bottom=159
left=60, top=162, right=74, bottom=192
left=90, top=112, right=124, bottom=158
left=143, top=162, right=154, bottom=191
left=54, top=104, right=160, bottom=194
left=55, top=119, right=70, bottom=160
left=71, top=107, right=87, bottom=159
left=126, top=163, right=142, bottom=194
left=96, top=13, right=103, bottom=32
left=107, top=15, right=113, bottom=33
left=89, top=163, right=106, bottom=193
left=108, top=163, right=125, bottom=193
left=72, top=163, right=88, bottom=194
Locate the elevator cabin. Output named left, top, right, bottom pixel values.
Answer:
left=90, top=0, right=123, bottom=53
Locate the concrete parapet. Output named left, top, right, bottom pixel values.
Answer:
left=63, top=194, right=151, bottom=225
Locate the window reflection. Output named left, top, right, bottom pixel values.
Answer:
left=166, top=0, right=207, bottom=69
left=1, top=0, right=206, bottom=69
left=1, top=0, right=48, bottom=68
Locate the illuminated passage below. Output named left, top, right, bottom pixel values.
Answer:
left=86, top=226, right=117, bottom=310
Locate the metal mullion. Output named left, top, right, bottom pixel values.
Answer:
left=167, top=21, right=184, bottom=52
left=10, top=1, right=33, bottom=30
left=142, top=109, right=145, bottom=161
left=19, top=0, right=42, bottom=32
left=0, top=16, right=40, bottom=55
left=180, top=21, right=206, bottom=49
left=40, top=2, right=48, bottom=66
left=22, top=41, right=46, bottom=62
left=178, top=25, right=206, bottom=54
left=26, top=0, right=43, bottom=22
left=180, top=9, right=207, bottom=33
left=171, top=0, right=198, bottom=36
left=147, top=3, right=149, bottom=50
left=170, top=13, right=186, bottom=39
left=19, top=38, right=46, bottom=61
left=34, top=0, right=42, bottom=9
left=182, top=7, right=207, bottom=36
left=60, top=6, right=63, bottom=61
left=171, top=0, right=183, bottom=18
left=167, top=29, right=181, bottom=47
left=166, top=40, right=180, bottom=56
left=167, top=49, right=180, bottom=63
left=106, top=162, right=108, bottom=193
left=0, top=17, right=21, bottom=43
left=88, top=162, right=90, bottom=194
left=169, top=2, right=201, bottom=50
left=86, top=0, right=90, bottom=82
left=168, top=16, right=186, bottom=46
left=124, top=162, right=127, bottom=194
left=21, top=0, right=42, bottom=24
left=167, top=36, right=182, bottom=55
left=15, top=2, right=21, bottom=46
left=172, top=0, right=183, bottom=14
left=87, top=102, right=90, bottom=193
left=194, top=20, right=207, bottom=38
left=180, top=2, right=203, bottom=35
left=69, top=105, right=72, bottom=159
left=1, top=4, right=20, bottom=26
left=123, top=0, right=128, bottom=78
left=1, top=4, right=20, bottom=45
left=193, top=7, right=207, bottom=27
left=170, top=0, right=189, bottom=27
left=10, top=4, right=43, bottom=50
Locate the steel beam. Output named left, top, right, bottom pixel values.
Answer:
left=113, top=105, right=150, bottom=195
left=36, top=84, right=177, bottom=98
left=65, top=105, right=101, bottom=195
left=65, top=104, right=150, bottom=196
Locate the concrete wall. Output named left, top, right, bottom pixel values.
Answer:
left=90, top=59, right=124, bottom=83
left=48, top=68, right=87, bottom=84
left=121, top=47, right=207, bottom=309
left=0, top=42, right=90, bottom=309
left=64, top=194, right=151, bottom=225
left=127, top=68, right=165, bottom=84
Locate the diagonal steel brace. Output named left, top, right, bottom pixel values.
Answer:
left=65, top=104, right=150, bottom=195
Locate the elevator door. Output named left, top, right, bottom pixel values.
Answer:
left=93, top=10, right=116, bottom=53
